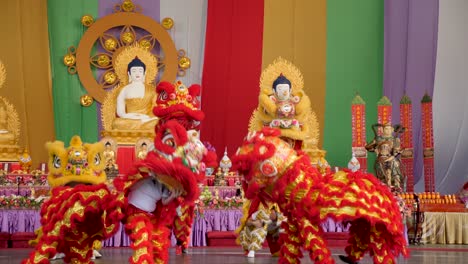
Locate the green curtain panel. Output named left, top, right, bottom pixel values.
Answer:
left=48, top=0, right=98, bottom=143
left=324, top=0, right=384, bottom=170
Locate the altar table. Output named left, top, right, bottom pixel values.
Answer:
left=205, top=186, right=240, bottom=199
left=1, top=209, right=396, bottom=247
left=0, top=186, right=49, bottom=197
left=0, top=208, right=243, bottom=247
left=421, top=212, right=468, bottom=244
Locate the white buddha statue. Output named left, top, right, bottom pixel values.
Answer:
left=112, top=56, right=158, bottom=130
left=268, top=74, right=300, bottom=129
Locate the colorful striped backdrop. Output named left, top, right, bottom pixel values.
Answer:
left=1, top=0, right=466, bottom=194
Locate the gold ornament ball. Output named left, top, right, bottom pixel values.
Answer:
left=97, top=54, right=111, bottom=67
left=80, top=95, right=94, bottom=107
left=63, top=54, right=76, bottom=66
left=104, top=71, right=117, bottom=84
left=122, top=0, right=135, bottom=12
left=162, top=17, right=174, bottom=30
left=104, top=38, right=118, bottom=51
left=81, top=15, right=94, bottom=27
left=178, top=57, right=191, bottom=69
left=139, top=39, right=152, bottom=50
left=121, top=32, right=135, bottom=44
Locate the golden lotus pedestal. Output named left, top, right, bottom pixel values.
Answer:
left=101, top=129, right=154, bottom=146
left=0, top=145, right=20, bottom=162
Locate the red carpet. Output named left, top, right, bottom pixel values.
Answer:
left=206, top=231, right=349, bottom=247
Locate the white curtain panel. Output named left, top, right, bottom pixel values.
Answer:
left=430, top=0, right=468, bottom=194
left=160, top=0, right=208, bottom=86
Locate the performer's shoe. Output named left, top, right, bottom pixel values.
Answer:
left=50, top=253, right=65, bottom=260
left=181, top=246, right=188, bottom=254
left=92, top=250, right=102, bottom=259
left=247, top=250, right=255, bottom=258
left=244, top=250, right=249, bottom=256
left=176, top=245, right=183, bottom=255
left=339, top=255, right=359, bottom=264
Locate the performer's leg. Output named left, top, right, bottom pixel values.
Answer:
left=125, top=213, right=155, bottom=264
left=63, top=235, right=94, bottom=264
left=343, top=219, right=370, bottom=263
left=21, top=223, right=62, bottom=264
left=245, top=227, right=267, bottom=258
left=151, top=224, right=171, bottom=264
left=298, top=219, right=334, bottom=264
left=266, top=232, right=281, bottom=256
left=278, top=222, right=303, bottom=264
left=238, top=228, right=251, bottom=253
left=369, top=225, right=397, bottom=264
left=173, top=204, right=194, bottom=253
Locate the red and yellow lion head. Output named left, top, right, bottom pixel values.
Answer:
left=46, top=136, right=106, bottom=188
left=129, top=120, right=207, bottom=202
left=232, top=128, right=301, bottom=199
left=153, top=80, right=204, bottom=130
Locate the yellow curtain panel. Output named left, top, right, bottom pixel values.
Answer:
left=0, top=0, right=55, bottom=166
left=262, top=0, right=327, bottom=146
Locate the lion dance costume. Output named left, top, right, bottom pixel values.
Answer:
left=22, top=136, right=123, bottom=264
left=153, top=80, right=216, bottom=255
left=233, top=128, right=409, bottom=264
left=114, top=80, right=214, bottom=264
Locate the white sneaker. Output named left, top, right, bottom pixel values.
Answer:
left=51, top=253, right=65, bottom=260
left=247, top=250, right=255, bottom=258
left=93, top=250, right=102, bottom=258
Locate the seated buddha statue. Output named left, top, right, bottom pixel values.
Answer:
left=103, top=141, right=118, bottom=169
left=112, top=56, right=158, bottom=130
left=136, top=142, right=148, bottom=160
left=268, top=74, right=300, bottom=130
left=250, top=57, right=320, bottom=150
left=0, top=102, right=15, bottom=145
left=0, top=61, right=21, bottom=161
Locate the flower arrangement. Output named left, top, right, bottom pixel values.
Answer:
left=194, top=186, right=245, bottom=216
left=0, top=173, right=49, bottom=186
left=0, top=195, right=47, bottom=209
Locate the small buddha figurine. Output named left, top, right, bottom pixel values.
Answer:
left=0, top=104, right=8, bottom=133
left=137, top=142, right=149, bottom=160
left=219, top=147, right=232, bottom=174
left=112, top=56, right=158, bottom=130
left=18, top=148, right=32, bottom=173
left=0, top=103, right=15, bottom=145
left=103, top=142, right=118, bottom=170
left=214, top=167, right=224, bottom=186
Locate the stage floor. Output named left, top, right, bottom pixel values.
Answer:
left=3, top=245, right=468, bottom=264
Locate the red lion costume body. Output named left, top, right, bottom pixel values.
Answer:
left=22, top=136, right=123, bottom=264
left=233, top=129, right=409, bottom=264
left=114, top=120, right=205, bottom=264
left=115, top=80, right=214, bottom=264
left=153, top=80, right=216, bottom=254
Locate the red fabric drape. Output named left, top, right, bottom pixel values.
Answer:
left=201, top=0, right=265, bottom=159
left=116, top=146, right=136, bottom=175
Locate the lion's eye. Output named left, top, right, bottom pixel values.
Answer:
left=53, top=155, right=61, bottom=168
left=162, top=134, right=175, bottom=148
left=158, top=91, right=168, bottom=101
left=94, top=153, right=101, bottom=165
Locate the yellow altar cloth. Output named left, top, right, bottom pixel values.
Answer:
left=421, top=212, right=468, bottom=244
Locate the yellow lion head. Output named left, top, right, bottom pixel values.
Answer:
left=46, top=136, right=106, bottom=187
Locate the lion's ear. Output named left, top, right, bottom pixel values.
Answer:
left=85, top=142, right=105, bottom=171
